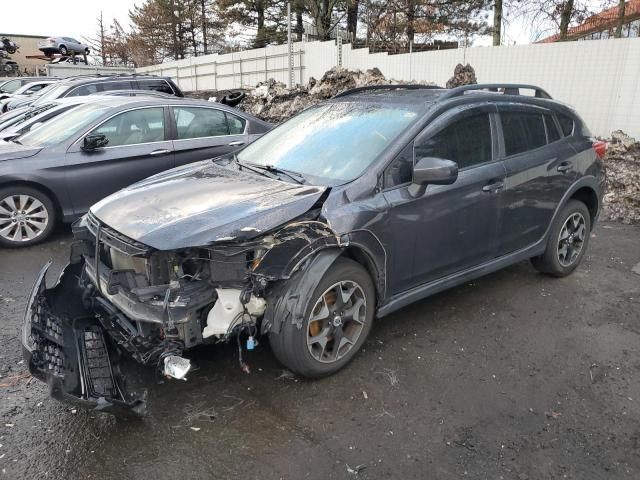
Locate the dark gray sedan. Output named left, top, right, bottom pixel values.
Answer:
left=0, top=97, right=271, bottom=247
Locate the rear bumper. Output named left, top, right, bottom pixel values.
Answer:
left=22, top=262, right=146, bottom=416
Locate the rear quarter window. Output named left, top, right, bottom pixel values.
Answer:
left=138, top=80, right=175, bottom=95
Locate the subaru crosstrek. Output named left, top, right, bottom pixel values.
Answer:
left=22, top=83, right=606, bottom=415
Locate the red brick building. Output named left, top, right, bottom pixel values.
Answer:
left=539, top=0, right=640, bottom=42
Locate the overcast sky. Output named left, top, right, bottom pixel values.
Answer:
left=0, top=0, right=138, bottom=41
left=0, top=0, right=539, bottom=49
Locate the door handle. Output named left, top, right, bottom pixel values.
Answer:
left=557, top=162, right=573, bottom=173
left=228, top=141, right=245, bottom=147
left=482, top=181, right=504, bottom=193
left=149, top=149, right=171, bottom=156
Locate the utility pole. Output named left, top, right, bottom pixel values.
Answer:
left=287, top=2, right=294, bottom=88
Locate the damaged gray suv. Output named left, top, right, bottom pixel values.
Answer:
left=23, top=84, right=606, bottom=415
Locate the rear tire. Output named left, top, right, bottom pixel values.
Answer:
left=0, top=186, right=57, bottom=248
left=531, top=199, right=591, bottom=277
left=269, top=258, right=375, bottom=378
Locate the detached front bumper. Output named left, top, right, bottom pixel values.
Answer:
left=22, top=262, right=146, bottom=416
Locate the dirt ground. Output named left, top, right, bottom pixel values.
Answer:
left=1, top=222, right=639, bottom=480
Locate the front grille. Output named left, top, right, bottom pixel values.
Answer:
left=86, top=212, right=151, bottom=257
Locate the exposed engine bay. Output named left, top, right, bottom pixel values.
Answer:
left=22, top=209, right=343, bottom=415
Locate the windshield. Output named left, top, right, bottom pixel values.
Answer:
left=0, top=79, right=22, bottom=94
left=31, top=82, right=70, bottom=106
left=17, top=103, right=111, bottom=147
left=236, top=102, right=421, bottom=185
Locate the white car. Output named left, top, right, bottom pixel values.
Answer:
left=0, top=80, right=58, bottom=112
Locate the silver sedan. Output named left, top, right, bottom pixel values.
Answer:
left=37, top=36, right=89, bottom=56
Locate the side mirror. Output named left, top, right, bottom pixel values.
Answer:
left=412, top=157, right=458, bottom=186
left=82, top=133, right=108, bottom=151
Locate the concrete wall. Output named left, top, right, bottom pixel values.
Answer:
left=137, top=38, right=640, bottom=138
left=0, top=34, right=48, bottom=75
left=46, top=64, right=134, bottom=78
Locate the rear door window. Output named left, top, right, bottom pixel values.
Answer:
left=226, top=112, right=246, bottom=134
left=544, top=114, right=561, bottom=143
left=416, top=112, right=492, bottom=169
left=101, top=81, right=134, bottom=92
left=173, top=106, right=230, bottom=139
left=500, top=111, right=547, bottom=156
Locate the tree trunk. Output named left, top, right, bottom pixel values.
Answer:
left=255, top=0, right=266, bottom=47
left=347, top=0, right=359, bottom=42
left=615, top=0, right=626, bottom=38
left=559, top=0, right=574, bottom=40
left=493, top=0, right=502, bottom=46
left=294, top=0, right=304, bottom=41
left=201, top=0, right=208, bottom=54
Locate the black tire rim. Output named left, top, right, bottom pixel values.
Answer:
left=307, top=280, right=367, bottom=363
left=557, top=212, right=586, bottom=267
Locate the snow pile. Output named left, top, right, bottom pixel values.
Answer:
left=239, top=67, right=417, bottom=123
left=603, top=131, right=640, bottom=224
left=445, top=63, right=477, bottom=89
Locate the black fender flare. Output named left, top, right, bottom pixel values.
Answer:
left=542, top=175, right=602, bottom=243
left=261, top=248, right=342, bottom=335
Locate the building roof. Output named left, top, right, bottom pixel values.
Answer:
left=539, top=0, right=640, bottom=42
left=0, top=33, right=48, bottom=40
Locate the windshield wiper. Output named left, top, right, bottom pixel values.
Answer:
left=234, top=155, right=277, bottom=180
left=244, top=162, right=306, bottom=185
left=10, top=138, right=22, bottom=145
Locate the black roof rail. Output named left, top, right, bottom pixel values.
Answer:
left=441, top=83, right=552, bottom=100
left=333, top=84, right=444, bottom=98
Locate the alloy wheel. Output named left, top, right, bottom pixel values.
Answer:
left=0, top=194, right=49, bottom=243
left=307, top=280, right=367, bottom=363
left=557, top=212, right=586, bottom=267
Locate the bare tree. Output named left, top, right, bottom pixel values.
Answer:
left=509, top=0, right=594, bottom=41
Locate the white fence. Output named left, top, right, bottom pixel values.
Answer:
left=46, top=64, right=134, bottom=78
left=137, top=38, right=640, bottom=138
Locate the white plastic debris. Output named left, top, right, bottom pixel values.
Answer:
left=203, top=289, right=266, bottom=338
left=163, top=355, right=192, bottom=381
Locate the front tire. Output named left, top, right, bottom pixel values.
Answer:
left=0, top=186, right=56, bottom=248
left=269, top=257, right=375, bottom=378
left=531, top=199, right=591, bottom=277
left=59, top=45, right=68, bottom=55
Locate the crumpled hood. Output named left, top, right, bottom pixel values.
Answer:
left=91, top=161, right=327, bottom=250
left=0, top=143, right=42, bottom=161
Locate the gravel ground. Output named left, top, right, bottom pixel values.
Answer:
left=1, top=222, right=639, bottom=479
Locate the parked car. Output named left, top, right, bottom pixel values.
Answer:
left=90, top=89, right=177, bottom=99
left=0, top=79, right=58, bottom=112
left=0, top=91, right=177, bottom=134
left=37, top=36, right=90, bottom=56
left=20, top=83, right=606, bottom=415
left=0, top=95, right=117, bottom=140
left=0, top=77, right=54, bottom=98
left=0, top=96, right=271, bottom=247
left=1, top=74, right=183, bottom=112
